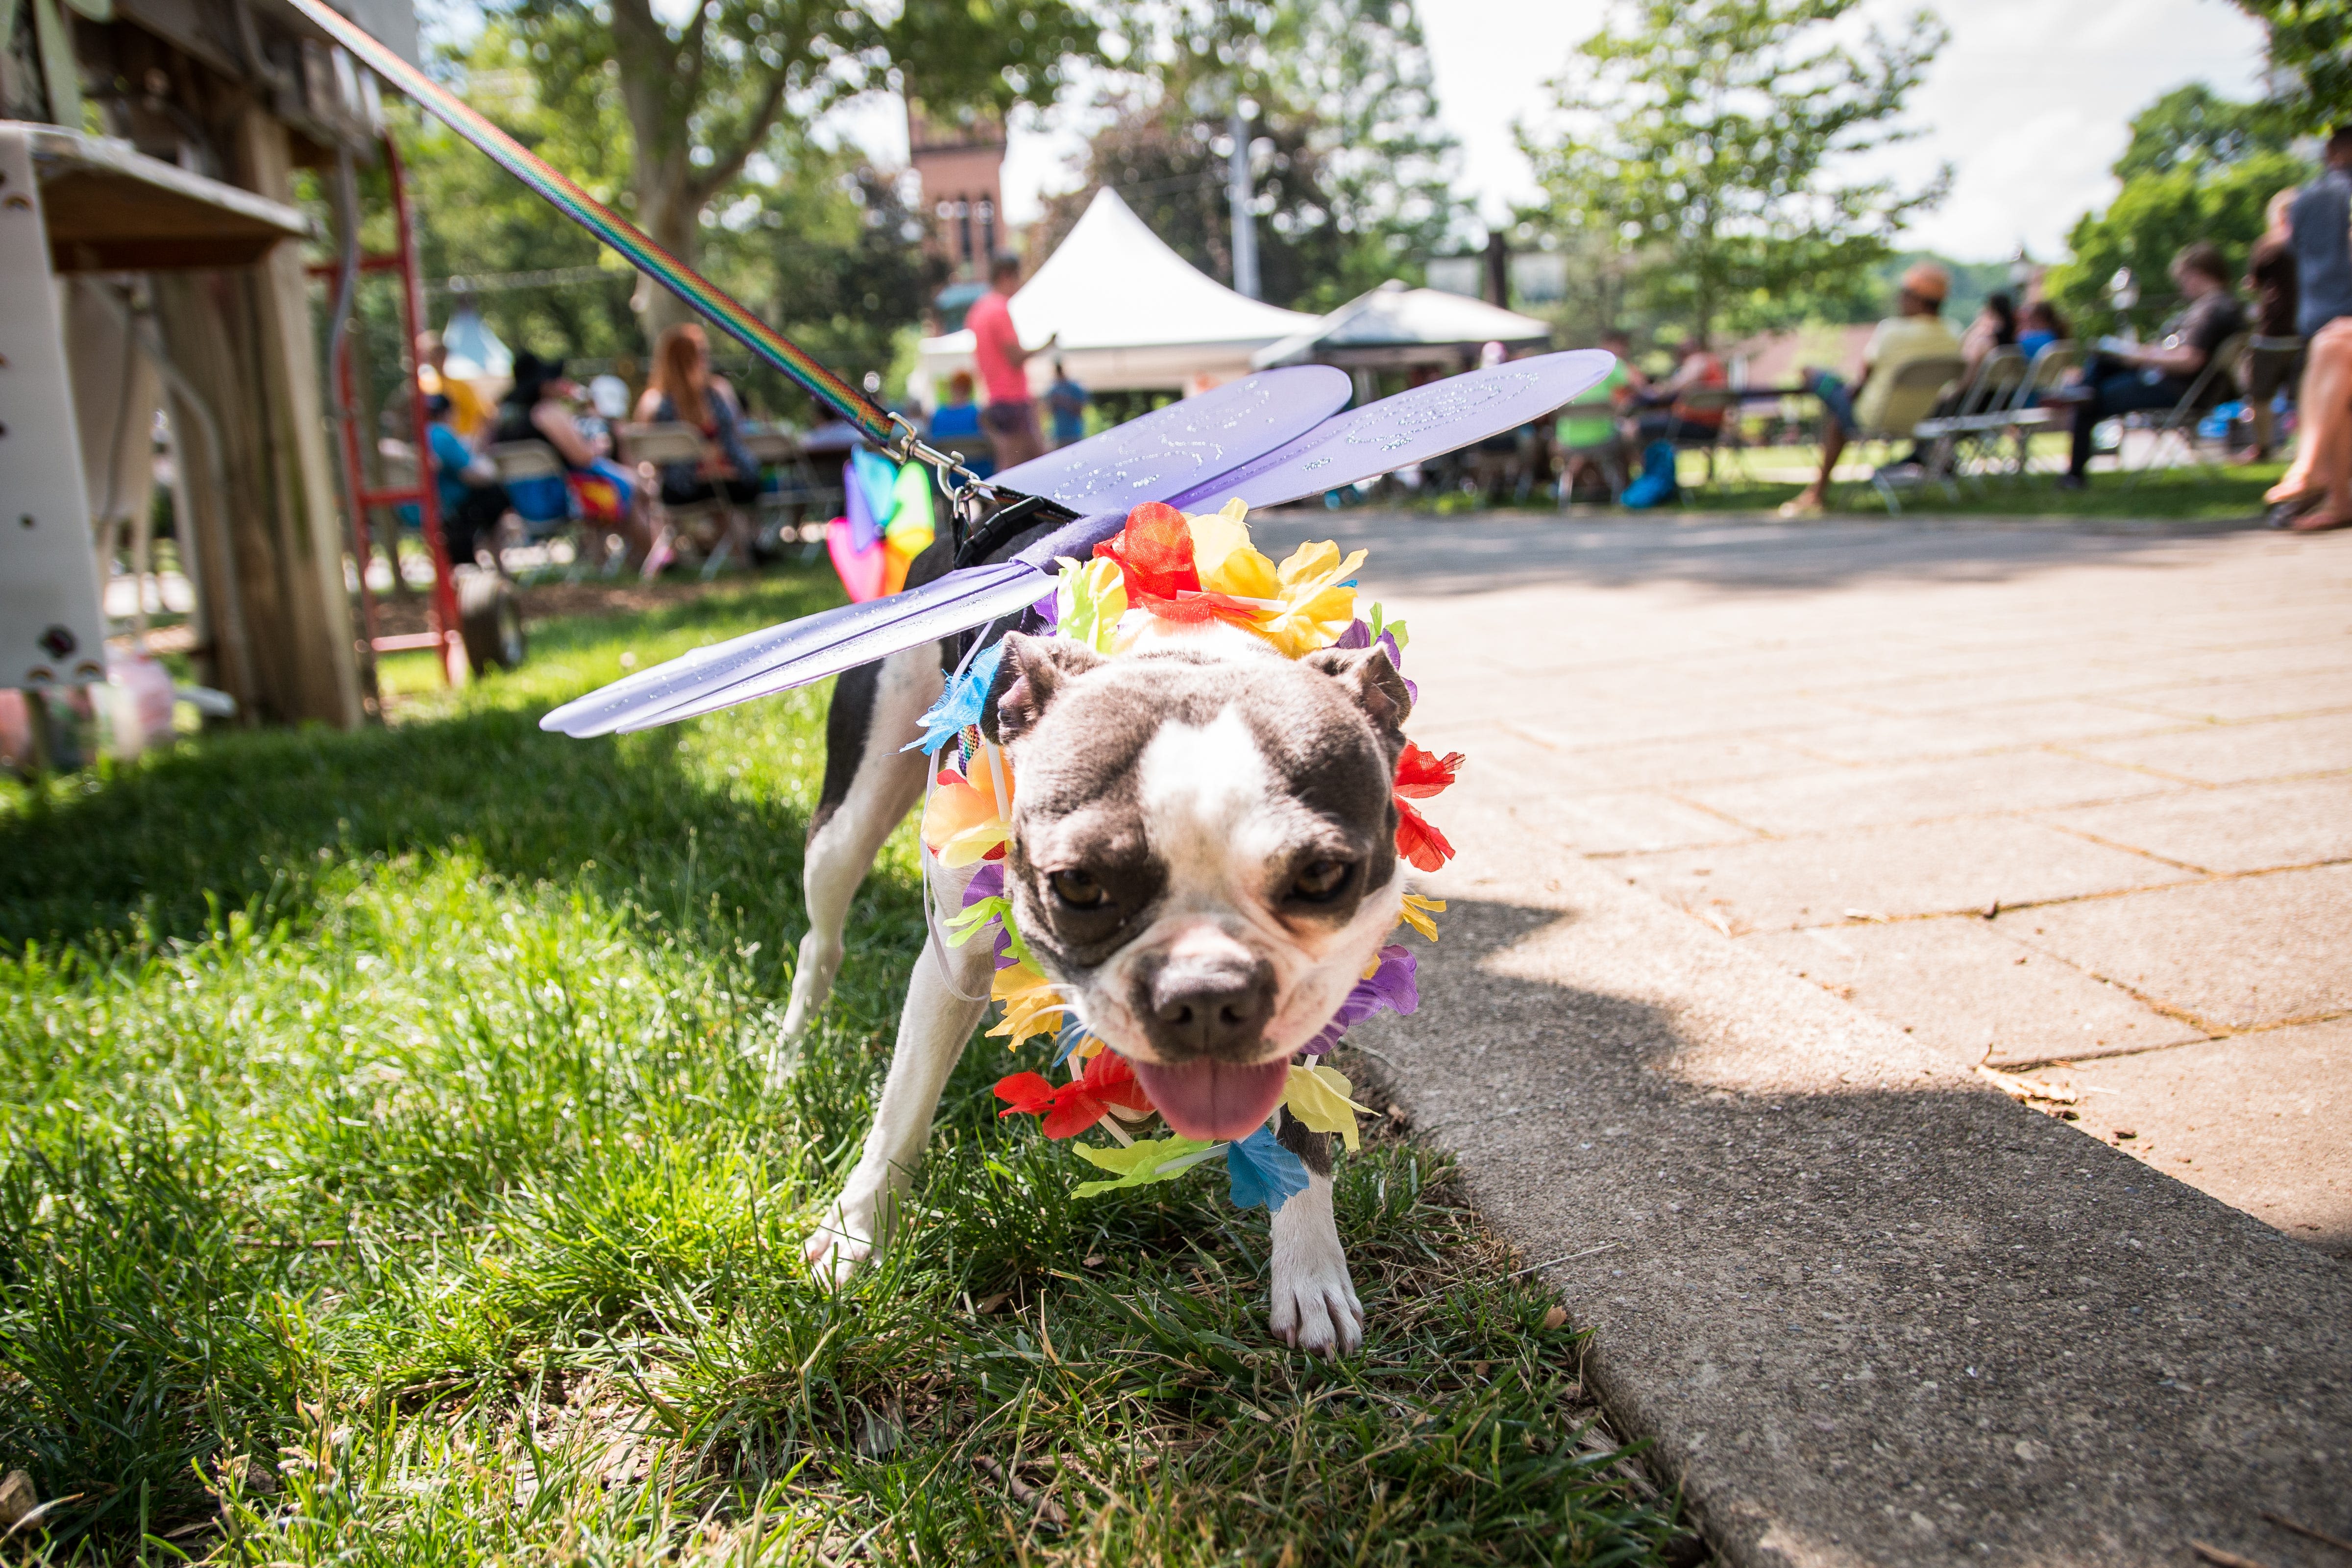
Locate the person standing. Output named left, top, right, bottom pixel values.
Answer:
left=1046, top=360, right=1089, bottom=449
left=965, top=253, right=1053, bottom=470
left=2239, top=189, right=2301, bottom=464
left=2289, top=127, right=2352, bottom=341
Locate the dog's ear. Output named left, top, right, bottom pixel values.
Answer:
left=1301, top=645, right=1412, bottom=739
left=984, top=632, right=1108, bottom=744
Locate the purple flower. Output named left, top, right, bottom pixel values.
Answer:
left=1332, top=619, right=1372, bottom=650
left=961, top=861, right=1004, bottom=908
left=1302, top=944, right=1418, bottom=1055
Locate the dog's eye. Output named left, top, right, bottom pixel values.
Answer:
left=1048, top=869, right=1106, bottom=909
left=1290, top=859, right=1352, bottom=903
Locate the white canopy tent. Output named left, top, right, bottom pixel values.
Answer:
left=913, top=187, right=1320, bottom=400
left=1252, top=280, right=1551, bottom=371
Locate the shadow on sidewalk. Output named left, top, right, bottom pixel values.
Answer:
left=1340, top=894, right=2352, bottom=1567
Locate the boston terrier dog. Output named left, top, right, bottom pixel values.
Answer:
left=784, top=520, right=1410, bottom=1358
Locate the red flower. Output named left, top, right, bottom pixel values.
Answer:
left=1394, top=797, right=1455, bottom=872
left=993, top=1050, right=1155, bottom=1140
left=1093, top=502, right=1200, bottom=603
left=1394, top=743, right=1464, bottom=798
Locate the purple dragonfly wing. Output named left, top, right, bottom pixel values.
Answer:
left=991, top=366, right=1351, bottom=514
left=538, top=561, right=1045, bottom=736
left=1170, top=350, right=1618, bottom=511
left=541, top=353, right=1618, bottom=735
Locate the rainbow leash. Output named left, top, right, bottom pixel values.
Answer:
left=286, top=0, right=931, bottom=461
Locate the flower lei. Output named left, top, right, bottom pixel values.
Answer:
left=913, top=499, right=1463, bottom=1216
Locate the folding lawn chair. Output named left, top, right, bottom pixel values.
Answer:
left=487, top=441, right=622, bottom=579
left=617, top=420, right=753, bottom=579
left=2120, top=331, right=2250, bottom=487
left=1914, top=345, right=2031, bottom=485
left=1834, top=354, right=1966, bottom=513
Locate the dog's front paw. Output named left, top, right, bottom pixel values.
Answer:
left=804, top=1191, right=879, bottom=1289
left=1270, top=1250, right=1364, bottom=1357
left=1268, top=1175, right=1363, bottom=1357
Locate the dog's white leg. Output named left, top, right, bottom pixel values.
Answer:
left=781, top=647, right=940, bottom=1042
left=1268, top=1165, right=1363, bottom=1358
left=805, top=865, right=992, bottom=1286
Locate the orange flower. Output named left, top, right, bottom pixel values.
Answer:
left=919, top=745, right=1015, bottom=867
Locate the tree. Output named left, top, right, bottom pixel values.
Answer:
left=2043, top=85, right=2307, bottom=337
left=2234, top=0, right=2352, bottom=135
left=496, top=0, right=1102, bottom=338
left=395, top=22, right=940, bottom=416
left=1520, top=0, right=1948, bottom=345
left=1031, top=0, right=1463, bottom=313
left=2112, top=83, right=2291, bottom=181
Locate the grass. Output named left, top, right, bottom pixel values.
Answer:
left=0, top=564, right=1692, bottom=1566
left=1415, top=439, right=2286, bottom=522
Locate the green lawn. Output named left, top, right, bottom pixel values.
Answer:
left=0, top=565, right=1690, bottom=1566
left=1424, top=441, right=2286, bottom=523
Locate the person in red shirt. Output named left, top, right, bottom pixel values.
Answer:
left=966, top=253, right=1053, bottom=469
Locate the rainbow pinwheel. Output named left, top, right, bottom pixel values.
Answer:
left=828, top=449, right=939, bottom=603
left=943, top=501, right=1462, bottom=1215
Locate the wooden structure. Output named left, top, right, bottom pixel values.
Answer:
left=0, top=0, right=418, bottom=726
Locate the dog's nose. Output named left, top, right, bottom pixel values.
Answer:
left=1141, top=954, right=1276, bottom=1057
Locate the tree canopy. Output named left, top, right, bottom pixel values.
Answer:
left=2234, top=0, right=2352, bottom=135
left=1519, top=0, right=1948, bottom=346
left=1031, top=0, right=1462, bottom=314
left=2043, top=84, right=2307, bottom=338
left=399, top=19, right=939, bottom=417
left=491, top=0, right=1102, bottom=337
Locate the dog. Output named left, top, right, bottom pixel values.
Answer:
left=782, top=511, right=1412, bottom=1358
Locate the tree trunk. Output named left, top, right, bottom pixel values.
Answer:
left=633, top=159, right=701, bottom=341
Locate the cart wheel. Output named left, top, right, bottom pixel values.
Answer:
left=457, top=566, right=526, bottom=672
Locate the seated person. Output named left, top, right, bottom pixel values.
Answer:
left=494, top=350, right=654, bottom=564
left=1781, top=262, right=1960, bottom=515
left=2058, top=242, right=2246, bottom=488
left=423, top=393, right=507, bottom=564
left=635, top=322, right=762, bottom=507
left=926, top=370, right=991, bottom=476
left=2266, top=315, right=2352, bottom=531
left=1630, top=336, right=1728, bottom=445
left=1555, top=328, right=1640, bottom=499
left=2239, top=188, right=2301, bottom=463
left=2016, top=300, right=2069, bottom=365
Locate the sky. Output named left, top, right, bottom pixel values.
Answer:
left=615, top=0, right=2274, bottom=265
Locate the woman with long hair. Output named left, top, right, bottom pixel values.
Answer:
left=493, top=350, right=656, bottom=570
left=635, top=323, right=761, bottom=510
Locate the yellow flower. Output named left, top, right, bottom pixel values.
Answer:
left=919, top=745, right=1015, bottom=868
left=1396, top=893, right=1446, bottom=943
left=1283, top=1063, right=1371, bottom=1151
left=986, top=958, right=1065, bottom=1047
left=1055, top=555, right=1127, bottom=653
left=1255, top=540, right=1368, bottom=657
left=1190, top=499, right=1279, bottom=600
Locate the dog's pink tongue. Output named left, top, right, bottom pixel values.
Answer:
left=1130, top=1057, right=1292, bottom=1141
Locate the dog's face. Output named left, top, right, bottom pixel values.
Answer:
left=985, top=632, right=1410, bottom=1141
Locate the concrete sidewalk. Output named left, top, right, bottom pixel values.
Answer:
left=1259, top=511, right=2352, bottom=1565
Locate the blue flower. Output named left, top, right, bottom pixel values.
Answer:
left=906, top=641, right=1006, bottom=755
left=1225, top=1124, right=1310, bottom=1214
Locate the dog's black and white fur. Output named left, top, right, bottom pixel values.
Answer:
left=787, top=516, right=1410, bottom=1357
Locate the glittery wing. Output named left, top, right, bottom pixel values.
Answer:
left=539, top=368, right=1349, bottom=739
left=543, top=352, right=1617, bottom=736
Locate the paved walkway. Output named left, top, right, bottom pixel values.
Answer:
left=1267, top=510, right=2352, bottom=1255
left=1250, top=509, right=2352, bottom=1566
